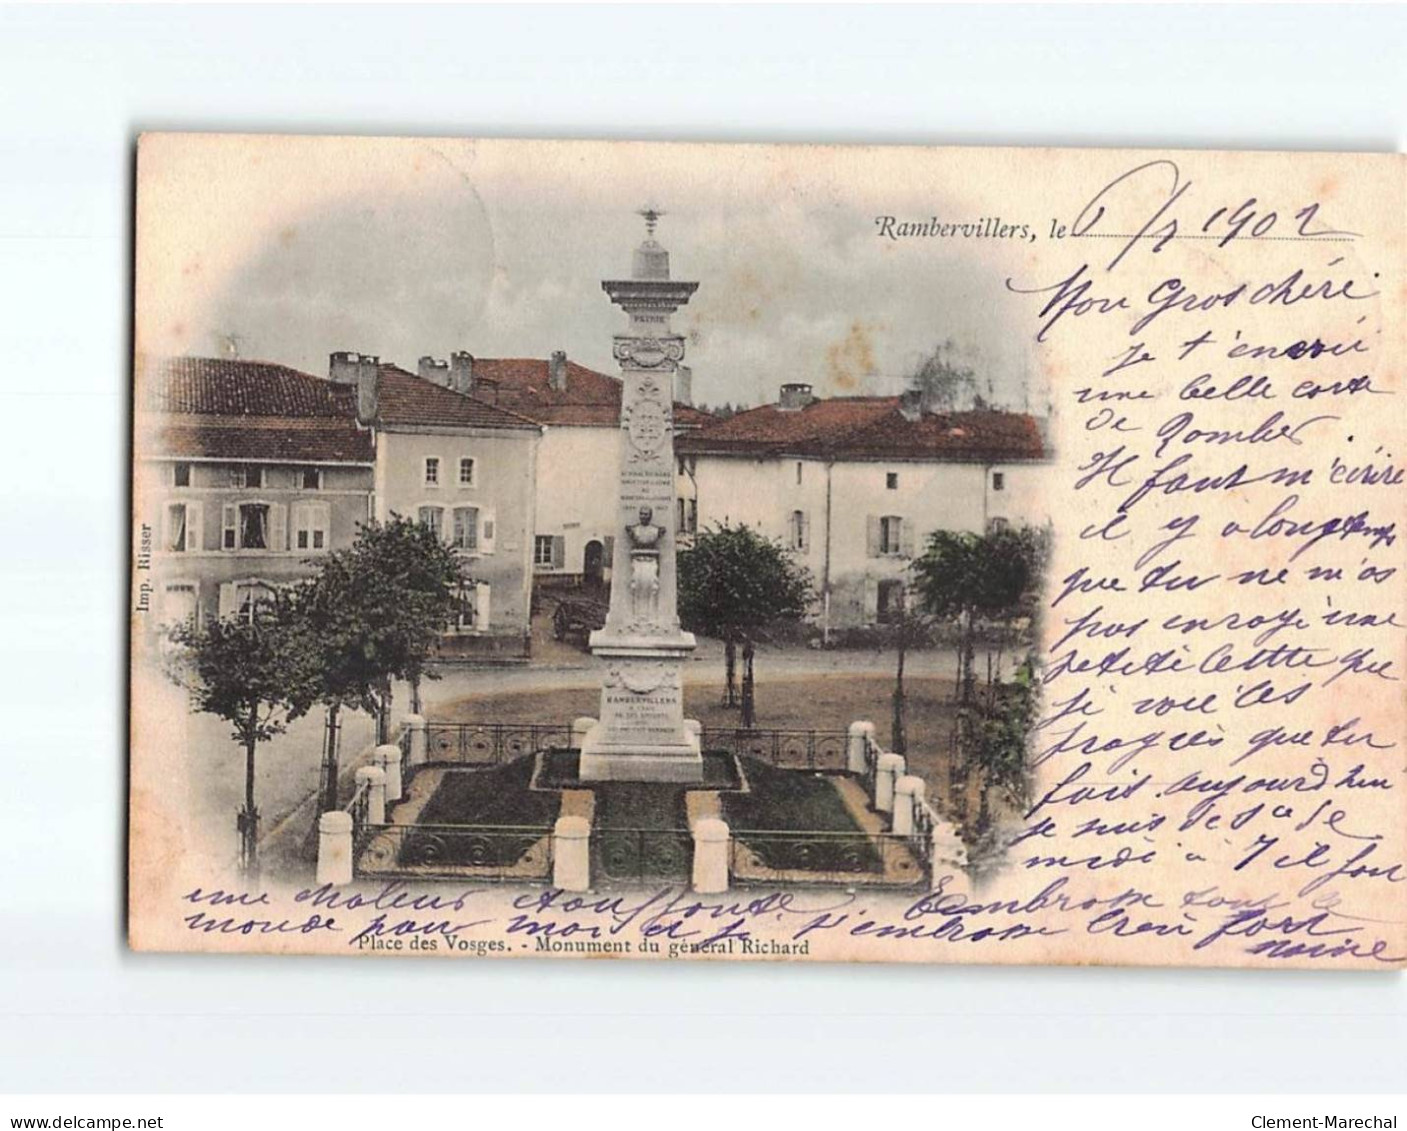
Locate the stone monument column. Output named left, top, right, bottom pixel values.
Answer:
left=579, top=209, right=703, bottom=783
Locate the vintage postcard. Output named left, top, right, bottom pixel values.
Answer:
left=129, top=134, right=1405, bottom=967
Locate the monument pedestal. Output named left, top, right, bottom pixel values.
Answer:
left=578, top=631, right=703, bottom=783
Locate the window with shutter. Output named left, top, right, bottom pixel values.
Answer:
left=186, top=501, right=202, bottom=552
left=452, top=506, right=479, bottom=550
left=900, top=518, right=915, bottom=558
left=534, top=536, right=555, bottom=567
left=237, top=503, right=270, bottom=549
left=479, top=509, right=496, bottom=554
left=866, top=515, right=881, bottom=558
left=551, top=535, right=565, bottom=569
left=269, top=503, right=287, bottom=551
left=880, top=515, right=904, bottom=556
left=163, top=503, right=187, bottom=553
left=162, top=582, right=199, bottom=627
left=222, top=504, right=237, bottom=550
left=417, top=506, right=444, bottom=540
left=293, top=502, right=329, bottom=551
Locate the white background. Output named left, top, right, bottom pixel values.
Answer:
left=2, top=3, right=1405, bottom=1094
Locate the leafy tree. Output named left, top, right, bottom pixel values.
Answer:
left=911, top=525, right=1048, bottom=827
left=169, top=591, right=306, bottom=876
left=293, top=516, right=467, bottom=809
left=908, top=338, right=980, bottom=412
left=678, top=522, right=813, bottom=726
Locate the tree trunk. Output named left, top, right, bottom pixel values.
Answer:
left=892, top=627, right=907, bottom=756
left=377, top=679, right=392, bottom=745
left=723, top=638, right=738, bottom=708
left=741, top=640, right=756, bottom=728
left=318, top=703, right=341, bottom=813
left=959, top=608, right=976, bottom=707
left=238, top=728, right=259, bottom=878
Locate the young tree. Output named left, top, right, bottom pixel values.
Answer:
left=169, top=591, right=306, bottom=876
left=295, top=516, right=467, bottom=808
left=678, top=522, right=813, bottom=727
left=911, top=525, right=1048, bottom=827
left=881, top=598, right=931, bottom=757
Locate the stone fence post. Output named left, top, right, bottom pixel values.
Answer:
left=316, top=810, right=353, bottom=886
left=847, top=721, right=876, bottom=775
left=893, top=775, right=925, bottom=836
left=931, top=820, right=969, bottom=872
left=875, top=752, right=905, bottom=815
left=374, top=743, right=403, bottom=803
left=554, top=815, right=591, bottom=892
left=404, top=714, right=427, bottom=768
left=692, top=817, right=730, bottom=894
left=355, top=765, right=387, bottom=825
left=572, top=716, right=598, bottom=750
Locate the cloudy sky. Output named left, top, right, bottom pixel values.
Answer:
left=137, top=135, right=1044, bottom=411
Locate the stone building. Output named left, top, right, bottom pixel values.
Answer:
left=675, top=382, right=1050, bottom=632
left=134, top=355, right=376, bottom=636
left=327, top=351, right=544, bottom=658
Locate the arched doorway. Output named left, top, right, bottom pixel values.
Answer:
left=583, top=539, right=605, bottom=591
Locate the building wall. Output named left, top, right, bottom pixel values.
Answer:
left=532, top=424, right=622, bottom=585
left=375, top=427, right=538, bottom=635
left=137, top=457, right=374, bottom=634
left=689, top=453, right=1049, bottom=629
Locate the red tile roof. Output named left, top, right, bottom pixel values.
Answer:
left=140, top=356, right=374, bottom=463
left=141, top=355, right=358, bottom=417
left=375, top=365, right=542, bottom=431
left=158, top=419, right=376, bottom=463
left=678, top=397, right=1047, bottom=462
left=469, top=357, right=712, bottom=428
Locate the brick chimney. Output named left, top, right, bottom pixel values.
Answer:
left=548, top=350, right=568, bottom=393
left=449, top=351, right=474, bottom=395
left=329, top=351, right=380, bottom=424
left=418, top=355, right=450, bottom=385
left=778, top=382, right=813, bottom=411
left=675, top=364, right=693, bottom=406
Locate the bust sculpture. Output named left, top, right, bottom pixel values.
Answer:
left=626, top=506, right=662, bottom=622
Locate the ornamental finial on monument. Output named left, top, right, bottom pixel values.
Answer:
left=633, top=204, right=671, bottom=281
